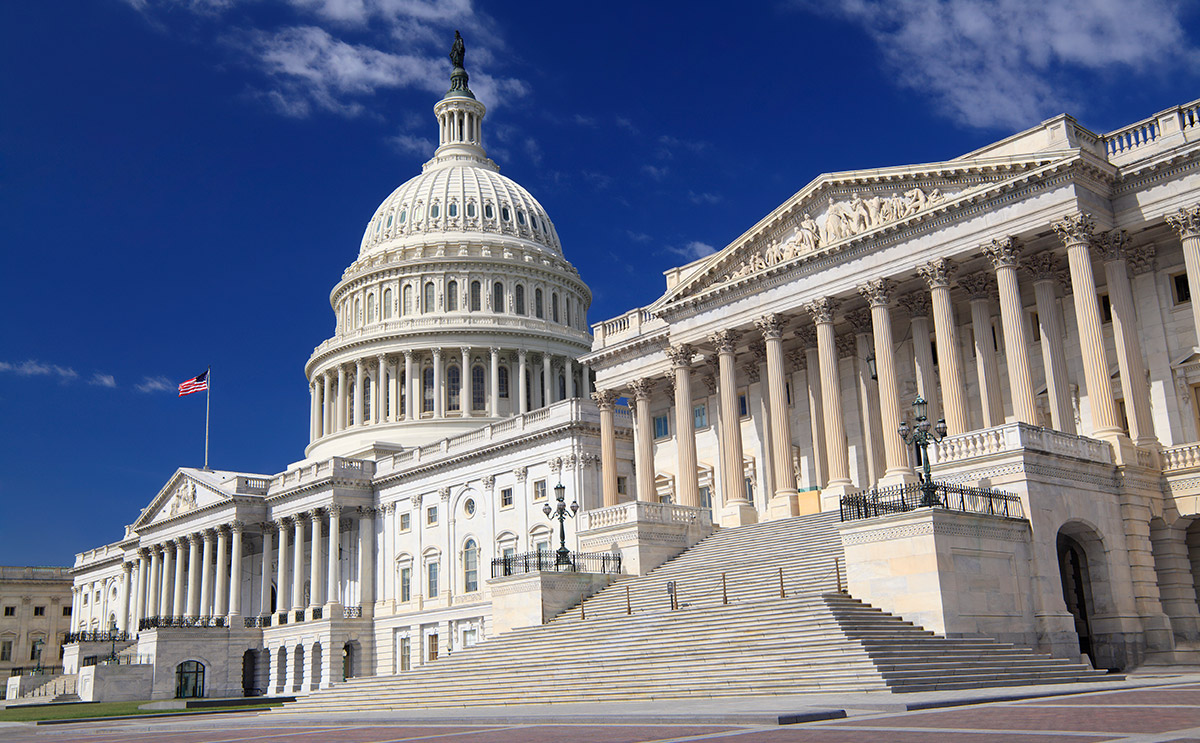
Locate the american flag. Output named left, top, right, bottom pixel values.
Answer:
left=178, top=370, right=209, bottom=397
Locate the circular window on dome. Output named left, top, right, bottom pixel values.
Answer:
left=467, top=203, right=476, bottom=218
left=399, top=209, right=407, bottom=223
left=449, top=203, right=458, bottom=217
left=484, top=204, right=494, bottom=219
left=501, top=206, right=511, bottom=222
left=430, top=204, right=440, bottom=218
left=517, top=211, right=526, bottom=226
left=464, top=498, right=476, bottom=517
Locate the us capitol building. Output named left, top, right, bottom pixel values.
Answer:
left=53, top=36, right=1200, bottom=702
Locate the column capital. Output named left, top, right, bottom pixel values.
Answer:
left=665, top=343, right=695, bottom=368
left=513, top=465, right=528, bottom=482
left=489, top=346, right=500, bottom=355
left=629, top=378, right=655, bottom=401
left=202, top=529, right=217, bottom=543
left=431, top=347, right=443, bottom=359
left=742, top=361, right=760, bottom=383
left=835, top=334, right=856, bottom=358
left=482, top=474, right=496, bottom=490
left=844, top=307, right=872, bottom=334
left=857, top=278, right=894, bottom=307
left=1025, top=251, right=1062, bottom=282
left=308, top=509, right=323, bottom=524
left=357, top=505, right=378, bottom=519
left=958, top=272, right=996, bottom=301
left=355, top=358, right=363, bottom=371
left=403, top=349, right=414, bottom=360
left=591, top=389, right=619, bottom=410
left=785, top=348, right=806, bottom=370
left=1127, top=243, right=1158, bottom=275
left=754, top=313, right=786, bottom=341
left=383, top=501, right=397, bottom=514
left=517, top=348, right=527, bottom=361
left=122, top=562, right=132, bottom=575
left=1167, top=204, right=1200, bottom=239
left=897, top=291, right=930, bottom=318
left=794, top=325, right=817, bottom=348
left=1093, top=228, right=1130, bottom=263
left=328, top=504, right=343, bottom=518
left=137, top=547, right=151, bottom=559
left=803, top=296, right=840, bottom=324
left=273, top=516, right=290, bottom=529
left=174, top=536, right=188, bottom=549
left=708, top=329, right=740, bottom=354
left=230, top=520, right=245, bottom=534
left=1052, top=212, right=1095, bottom=246
left=918, top=257, right=957, bottom=289
left=983, top=236, right=1022, bottom=268
left=460, top=346, right=471, bottom=357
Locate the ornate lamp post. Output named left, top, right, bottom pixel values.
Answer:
left=897, top=396, right=948, bottom=506
left=542, top=482, right=579, bottom=568
left=106, top=618, right=119, bottom=663
left=31, top=638, right=44, bottom=675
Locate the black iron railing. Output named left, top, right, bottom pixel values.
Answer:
left=64, top=631, right=131, bottom=644
left=343, top=605, right=363, bottom=618
left=9, top=665, right=63, bottom=676
left=293, top=610, right=305, bottom=623
left=244, top=616, right=271, bottom=628
left=137, top=615, right=226, bottom=630
left=312, top=607, right=323, bottom=620
left=840, top=482, right=1025, bottom=522
left=491, top=550, right=622, bottom=578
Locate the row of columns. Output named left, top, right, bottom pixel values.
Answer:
left=310, top=350, right=592, bottom=441
left=131, top=522, right=246, bottom=627
left=265, top=507, right=376, bottom=617
left=593, top=209, right=1196, bottom=514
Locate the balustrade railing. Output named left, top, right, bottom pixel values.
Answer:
left=245, top=616, right=271, bottom=628
left=64, top=630, right=131, bottom=644
left=840, top=482, right=1025, bottom=522
left=343, top=605, right=363, bottom=619
left=137, top=616, right=226, bottom=630
left=491, top=550, right=622, bottom=578
left=1163, top=442, right=1200, bottom=473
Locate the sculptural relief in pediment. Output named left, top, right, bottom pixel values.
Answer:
left=696, top=182, right=991, bottom=296
left=168, top=481, right=197, bottom=517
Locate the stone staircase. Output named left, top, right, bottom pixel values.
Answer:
left=278, top=512, right=1111, bottom=713
left=8, top=674, right=79, bottom=705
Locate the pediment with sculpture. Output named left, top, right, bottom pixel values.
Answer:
left=134, top=469, right=233, bottom=528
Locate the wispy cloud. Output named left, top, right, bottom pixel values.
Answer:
left=523, top=137, right=543, bottom=167
left=626, top=230, right=653, bottom=244
left=666, top=241, right=718, bottom=261
left=687, top=191, right=722, bottom=205
left=615, top=116, right=639, bottom=135
left=641, top=164, right=669, bottom=181
left=0, top=360, right=79, bottom=381
left=390, top=132, right=435, bottom=157
left=795, top=0, right=1196, bottom=130
left=136, top=376, right=175, bottom=394
left=89, top=373, right=118, bottom=388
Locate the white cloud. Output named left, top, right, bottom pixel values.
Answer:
left=0, top=360, right=79, bottom=381
left=641, top=164, right=669, bottom=181
left=89, top=373, right=118, bottom=388
left=615, top=116, right=639, bottom=135
left=523, top=137, right=543, bottom=167
left=799, top=0, right=1195, bottom=129
left=626, top=230, right=653, bottom=243
left=136, top=376, right=175, bottom=394
left=390, top=132, right=435, bottom=157
left=687, top=191, right=722, bottom=205
left=667, top=241, right=718, bottom=261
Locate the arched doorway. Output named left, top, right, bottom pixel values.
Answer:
left=242, top=649, right=257, bottom=696
left=310, top=642, right=322, bottom=691
left=343, top=642, right=352, bottom=681
left=175, top=660, right=205, bottom=699
left=1057, top=531, right=1096, bottom=668
left=292, top=644, right=305, bottom=693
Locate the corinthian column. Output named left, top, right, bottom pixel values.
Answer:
left=898, top=291, right=939, bottom=424
left=845, top=309, right=883, bottom=487
left=796, top=328, right=827, bottom=488
left=228, top=522, right=243, bottom=617
left=375, top=354, right=385, bottom=423
left=119, top=563, right=132, bottom=633
left=489, top=347, right=501, bottom=417
left=199, top=530, right=215, bottom=617
left=542, top=353, right=553, bottom=406
left=214, top=527, right=229, bottom=616
left=958, top=272, right=1004, bottom=428
left=359, top=506, right=376, bottom=614
left=292, top=516, right=305, bottom=611
left=918, top=259, right=969, bottom=434
left=309, top=510, right=323, bottom=609
left=984, top=236, right=1038, bottom=424
left=1167, top=205, right=1200, bottom=342
left=805, top=298, right=853, bottom=497
left=326, top=506, right=341, bottom=608
left=1053, top=213, right=1122, bottom=439
left=461, top=347, right=472, bottom=416
left=404, top=350, right=415, bottom=420
left=757, top=314, right=803, bottom=516
left=667, top=344, right=701, bottom=507
left=593, top=389, right=620, bottom=507
left=711, top=329, right=756, bottom=526
left=186, top=534, right=201, bottom=618
left=354, top=360, right=365, bottom=425
left=629, top=379, right=656, bottom=501
left=859, top=280, right=916, bottom=484
left=1096, top=230, right=1157, bottom=448
left=259, top=523, right=274, bottom=616
left=159, top=543, right=174, bottom=617
left=275, top=518, right=290, bottom=615
left=1027, top=252, right=1075, bottom=434
left=171, top=538, right=186, bottom=619
left=322, top=373, right=332, bottom=436
left=336, top=365, right=347, bottom=432
left=517, top=349, right=529, bottom=414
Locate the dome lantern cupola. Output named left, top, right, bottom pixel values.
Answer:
left=429, top=31, right=492, bottom=172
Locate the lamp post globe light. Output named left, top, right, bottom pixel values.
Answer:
left=897, top=396, right=948, bottom=506
left=543, top=481, right=579, bottom=568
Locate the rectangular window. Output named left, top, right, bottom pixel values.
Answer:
left=426, top=505, right=438, bottom=526
left=785, top=381, right=792, bottom=406
left=533, top=480, right=547, bottom=501
left=399, top=512, right=411, bottom=532
left=3, top=606, right=13, bottom=616
left=33, top=606, right=45, bottom=617
left=0, top=641, right=10, bottom=661
left=1030, top=310, right=1041, bottom=342
left=616, top=476, right=628, bottom=496
left=1099, top=293, right=1113, bottom=324
left=744, top=476, right=754, bottom=500
left=653, top=414, right=670, bottom=439
left=501, top=487, right=514, bottom=507
left=62, top=607, right=71, bottom=617
left=30, top=644, right=39, bottom=661
left=698, top=486, right=712, bottom=510
left=738, top=392, right=749, bottom=418
left=1174, top=272, right=1192, bottom=305
left=462, top=627, right=477, bottom=648
left=427, top=562, right=439, bottom=597
left=535, top=539, right=551, bottom=554
left=400, top=636, right=411, bottom=671
left=428, top=633, right=439, bottom=662
left=693, top=403, right=707, bottom=429
left=400, top=567, right=412, bottom=602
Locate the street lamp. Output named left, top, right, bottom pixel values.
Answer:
left=106, top=618, right=119, bottom=664
left=31, top=638, right=44, bottom=675
left=897, top=396, right=948, bottom=506
left=543, top=481, right=579, bottom=568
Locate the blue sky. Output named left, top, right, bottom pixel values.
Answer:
left=2, top=0, right=1198, bottom=566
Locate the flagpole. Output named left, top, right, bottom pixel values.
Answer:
left=204, top=366, right=211, bottom=471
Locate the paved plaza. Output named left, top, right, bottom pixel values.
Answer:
left=6, top=678, right=1200, bottom=743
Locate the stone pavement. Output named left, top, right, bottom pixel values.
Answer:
left=5, top=674, right=1200, bottom=742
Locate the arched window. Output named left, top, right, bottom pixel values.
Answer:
left=463, top=539, right=479, bottom=593
left=383, top=288, right=393, bottom=319
left=448, top=202, right=458, bottom=218
left=423, top=367, right=434, bottom=414
left=175, top=660, right=205, bottom=699
left=447, top=281, right=458, bottom=312
left=501, top=206, right=511, bottom=222
left=484, top=203, right=494, bottom=220
left=423, top=282, right=435, bottom=313
left=366, top=294, right=376, bottom=324
left=565, top=298, right=571, bottom=327
left=552, top=293, right=560, bottom=323
left=399, top=371, right=406, bottom=417
left=472, top=365, right=486, bottom=411
left=348, top=382, right=356, bottom=424
left=403, top=285, right=412, bottom=315
left=470, top=281, right=481, bottom=312
left=535, top=288, right=544, bottom=319
left=430, top=203, right=440, bottom=219
left=467, top=202, right=476, bottom=218
left=498, top=366, right=509, bottom=398
left=363, top=376, right=373, bottom=423
left=447, top=365, right=461, bottom=412
left=558, top=373, right=566, bottom=401
left=354, top=297, right=362, bottom=326
left=515, top=285, right=526, bottom=315
left=492, top=282, right=504, bottom=313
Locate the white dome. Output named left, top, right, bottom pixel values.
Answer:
left=359, top=163, right=562, bottom=256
